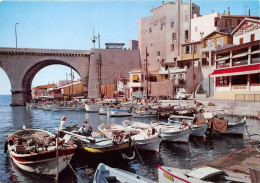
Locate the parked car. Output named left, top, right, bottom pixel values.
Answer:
left=175, top=91, right=190, bottom=100
left=131, top=92, right=146, bottom=99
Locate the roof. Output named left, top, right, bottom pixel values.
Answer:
left=129, top=68, right=145, bottom=73
left=149, top=70, right=159, bottom=75
left=203, top=31, right=231, bottom=40
left=216, top=40, right=260, bottom=54
left=33, top=84, right=56, bottom=90
left=151, top=2, right=174, bottom=13
left=57, top=81, right=82, bottom=89
left=181, top=41, right=201, bottom=46
left=231, top=18, right=260, bottom=35
left=209, top=64, right=260, bottom=77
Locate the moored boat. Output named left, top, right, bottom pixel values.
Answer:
left=60, top=127, right=133, bottom=154
left=52, top=105, right=77, bottom=112
left=132, top=109, right=157, bottom=118
left=4, top=121, right=77, bottom=176
left=151, top=121, right=190, bottom=143
left=98, top=106, right=108, bottom=115
left=93, top=163, right=156, bottom=183
left=122, top=120, right=161, bottom=152
left=85, top=104, right=100, bottom=112
left=108, top=108, right=133, bottom=117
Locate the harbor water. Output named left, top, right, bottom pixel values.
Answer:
left=0, top=95, right=259, bottom=183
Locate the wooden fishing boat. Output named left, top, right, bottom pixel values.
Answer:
left=168, top=115, right=208, bottom=137
left=93, top=163, right=156, bottom=183
left=132, top=109, right=157, bottom=118
left=60, top=127, right=133, bottom=154
left=4, top=127, right=77, bottom=176
left=151, top=121, right=190, bottom=143
left=122, top=120, right=161, bottom=152
left=100, top=121, right=161, bottom=152
left=85, top=104, right=100, bottom=112
left=158, top=164, right=250, bottom=183
left=158, top=164, right=223, bottom=183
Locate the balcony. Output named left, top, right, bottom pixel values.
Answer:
left=169, top=66, right=188, bottom=74
left=129, top=81, right=146, bottom=88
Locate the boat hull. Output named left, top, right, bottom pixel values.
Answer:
left=190, top=124, right=208, bottom=137
left=85, top=104, right=100, bottom=112
left=52, top=106, right=76, bottom=112
left=159, top=128, right=190, bottom=143
left=109, top=108, right=132, bottom=117
left=225, top=122, right=245, bottom=135
left=98, top=107, right=108, bottom=115
left=10, top=150, right=75, bottom=176
left=82, top=141, right=133, bottom=153
left=133, top=136, right=161, bottom=152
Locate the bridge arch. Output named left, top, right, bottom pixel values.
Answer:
left=0, top=48, right=90, bottom=105
left=22, top=59, right=82, bottom=103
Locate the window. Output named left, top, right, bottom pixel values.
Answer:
left=157, top=51, right=160, bottom=56
left=207, top=40, right=215, bottom=47
left=251, top=73, right=260, bottom=85
left=232, top=75, right=247, bottom=85
left=149, top=27, right=152, bottom=33
left=225, top=19, right=232, bottom=27
left=195, top=27, right=197, bottom=32
left=171, top=44, right=174, bottom=51
left=192, top=7, right=195, bottom=14
left=165, top=65, right=168, bottom=70
left=165, top=75, right=169, bottom=79
left=185, top=15, right=189, bottom=22
left=184, top=45, right=191, bottom=54
left=170, top=19, right=174, bottom=28
left=251, top=34, right=255, bottom=42
left=172, top=33, right=176, bottom=40
left=239, top=38, right=243, bottom=45
left=185, top=30, right=188, bottom=40
left=217, top=38, right=224, bottom=46
left=216, top=76, right=229, bottom=86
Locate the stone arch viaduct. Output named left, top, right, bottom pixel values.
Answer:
left=0, top=47, right=140, bottom=106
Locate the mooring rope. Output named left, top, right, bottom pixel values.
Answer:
left=132, top=141, right=145, bottom=165
left=68, top=162, right=84, bottom=183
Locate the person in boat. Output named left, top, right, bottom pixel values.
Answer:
left=82, top=121, right=93, bottom=136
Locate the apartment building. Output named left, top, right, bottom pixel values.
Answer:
left=138, top=0, right=200, bottom=72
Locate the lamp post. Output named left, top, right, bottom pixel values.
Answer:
left=15, top=23, right=18, bottom=48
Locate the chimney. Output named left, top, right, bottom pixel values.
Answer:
left=227, top=7, right=230, bottom=15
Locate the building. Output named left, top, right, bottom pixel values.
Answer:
left=138, top=0, right=200, bottom=72
left=128, top=69, right=146, bottom=98
left=191, top=10, right=260, bottom=42
left=32, top=83, right=56, bottom=99
left=209, top=18, right=260, bottom=101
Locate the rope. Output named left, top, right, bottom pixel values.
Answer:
left=132, top=141, right=145, bottom=165
left=68, top=162, right=84, bottom=183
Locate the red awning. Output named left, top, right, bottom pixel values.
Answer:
left=209, top=64, right=260, bottom=77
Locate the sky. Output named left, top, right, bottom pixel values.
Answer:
left=0, top=0, right=259, bottom=95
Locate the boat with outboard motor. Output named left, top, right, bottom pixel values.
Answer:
left=59, top=125, right=133, bottom=154
left=4, top=117, right=77, bottom=176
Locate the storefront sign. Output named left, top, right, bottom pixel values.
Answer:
left=234, top=23, right=260, bottom=37
left=232, top=86, right=247, bottom=91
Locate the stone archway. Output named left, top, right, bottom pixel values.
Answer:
left=22, top=59, right=82, bottom=104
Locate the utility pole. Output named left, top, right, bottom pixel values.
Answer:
left=192, top=43, right=195, bottom=98
left=98, top=33, right=100, bottom=49
left=15, top=23, right=18, bottom=48
left=145, top=47, right=149, bottom=99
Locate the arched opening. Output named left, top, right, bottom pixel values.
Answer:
left=0, top=67, right=11, bottom=95
left=23, top=60, right=82, bottom=103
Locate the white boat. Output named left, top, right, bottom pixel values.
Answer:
left=122, top=120, right=161, bottom=152
left=93, top=163, right=156, bottom=183
left=98, top=106, right=108, bottom=115
left=26, top=102, right=39, bottom=109
left=52, top=105, right=77, bottom=112
left=158, top=165, right=223, bottom=183
left=205, top=113, right=246, bottom=136
left=158, top=165, right=250, bottom=183
left=75, top=105, right=85, bottom=112
left=108, top=108, right=132, bottom=117
left=168, top=115, right=208, bottom=137
left=41, top=103, right=53, bottom=111
left=4, top=127, right=77, bottom=176
left=132, top=109, right=157, bottom=118
left=85, top=104, right=100, bottom=112
left=151, top=121, right=190, bottom=143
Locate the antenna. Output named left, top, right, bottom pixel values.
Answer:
left=90, top=27, right=97, bottom=48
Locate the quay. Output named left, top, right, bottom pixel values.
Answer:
left=196, top=147, right=260, bottom=183
left=157, top=98, right=260, bottom=119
